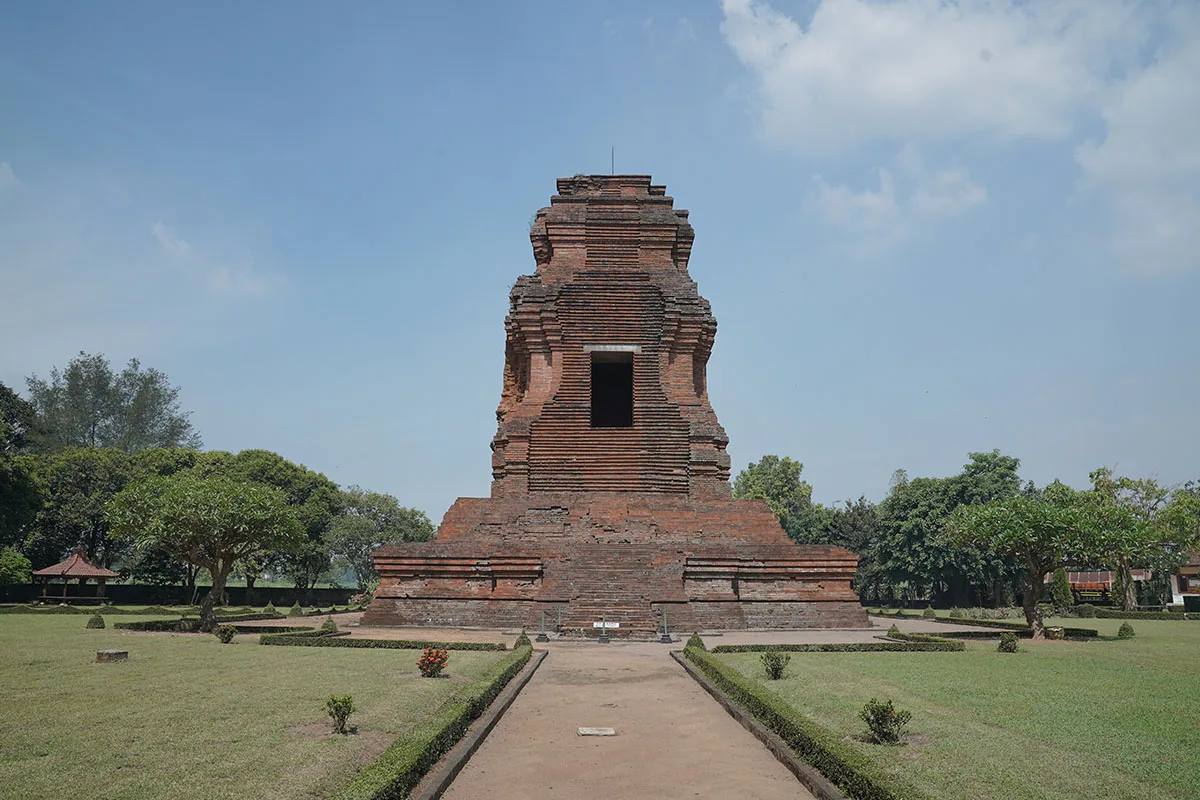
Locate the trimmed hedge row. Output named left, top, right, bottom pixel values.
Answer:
left=711, top=640, right=964, bottom=653
left=683, top=646, right=927, bottom=800
left=883, top=632, right=966, bottom=651
left=1081, top=605, right=1195, bottom=621
left=115, top=618, right=203, bottom=632
left=927, top=617, right=1099, bottom=637
left=0, top=604, right=186, bottom=616
left=114, top=612, right=288, bottom=632
left=258, top=630, right=507, bottom=651
left=332, top=645, right=534, bottom=800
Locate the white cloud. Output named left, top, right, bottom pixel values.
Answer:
left=152, top=221, right=276, bottom=295
left=0, top=162, right=19, bottom=191
left=1075, top=11, right=1200, bottom=273
left=813, top=145, right=986, bottom=248
left=721, top=0, right=1142, bottom=152
left=721, top=0, right=1199, bottom=271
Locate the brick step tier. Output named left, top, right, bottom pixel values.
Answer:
left=560, top=544, right=663, bottom=636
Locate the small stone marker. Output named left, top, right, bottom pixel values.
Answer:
left=96, top=649, right=128, bottom=663
left=578, top=727, right=616, bottom=736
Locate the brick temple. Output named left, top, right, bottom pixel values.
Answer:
left=366, top=175, right=865, bottom=636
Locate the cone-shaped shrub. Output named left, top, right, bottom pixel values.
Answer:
left=1118, top=622, right=1135, bottom=638
left=86, top=612, right=105, bottom=629
left=685, top=632, right=706, bottom=651
left=998, top=631, right=1019, bottom=653
left=320, top=615, right=338, bottom=634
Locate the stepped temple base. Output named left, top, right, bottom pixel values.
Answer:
left=364, top=494, right=868, bottom=637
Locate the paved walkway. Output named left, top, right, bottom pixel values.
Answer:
left=441, top=639, right=812, bottom=800
left=243, top=613, right=982, bottom=798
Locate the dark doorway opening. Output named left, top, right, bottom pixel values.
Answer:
left=591, top=352, right=633, bottom=428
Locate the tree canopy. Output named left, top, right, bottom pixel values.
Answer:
left=945, top=481, right=1110, bottom=636
left=191, top=449, right=343, bottom=594
left=108, top=473, right=301, bottom=630
left=25, top=352, right=201, bottom=453
left=732, top=455, right=818, bottom=540
left=325, top=486, right=436, bottom=588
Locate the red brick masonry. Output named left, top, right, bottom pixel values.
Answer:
left=368, top=176, right=865, bottom=635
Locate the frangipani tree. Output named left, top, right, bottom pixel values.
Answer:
left=107, top=473, right=301, bottom=631
left=1090, top=468, right=1200, bottom=610
left=944, top=482, right=1108, bottom=638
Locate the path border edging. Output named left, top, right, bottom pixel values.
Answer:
left=671, top=650, right=848, bottom=800
left=410, top=648, right=548, bottom=800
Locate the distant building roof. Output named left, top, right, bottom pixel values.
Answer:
left=32, top=546, right=120, bottom=579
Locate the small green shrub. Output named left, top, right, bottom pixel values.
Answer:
left=264, top=601, right=277, bottom=615
left=948, top=607, right=964, bottom=619
left=1118, top=622, right=1135, bottom=638
left=288, top=602, right=302, bottom=617
left=760, top=650, right=791, bottom=680
left=922, top=606, right=936, bottom=619
left=859, top=698, right=911, bottom=745
left=998, top=631, right=1019, bottom=653
left=1049, top=567, right=1074, bottom=612
left=215, top=624, right=237, bottom=644
left=686, top=632, right=706, bottom=651
left=887, top=623, right=901, bottom=638
left=326, top=693, right=355, bottom=734
left=514, top=630, right=532, bottom=648
left=320, top=616, right=338, bottom=634
left=1076, top=603, right=1097, bottom=618
left=85, top=612, right=105, bottom=629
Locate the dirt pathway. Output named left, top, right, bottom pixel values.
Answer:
left=441, top=640, right=813, bottom=800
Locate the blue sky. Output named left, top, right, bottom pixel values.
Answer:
left=2, top=1, right=1197, bottom=520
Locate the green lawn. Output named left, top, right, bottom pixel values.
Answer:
left=0, top=616, right=509, bottom=799
left=716, top=618, right=1200, bottom=800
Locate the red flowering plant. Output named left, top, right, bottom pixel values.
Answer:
left=416, top=647, right=449, bottom=678
left=859, top=698, right=911, bottom=744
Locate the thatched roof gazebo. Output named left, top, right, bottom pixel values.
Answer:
left=32, top=546, right=120, bottom=604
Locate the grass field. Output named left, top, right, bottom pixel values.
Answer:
left=0, top=616, right=509, bottom=800
left=716, top=617, right=1200, bottom=800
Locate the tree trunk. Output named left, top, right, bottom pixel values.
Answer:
left=198, top=570, right=229, bottom=633
left=1023, top=566, right=1047, bottom=640
left=185, top=564, right=199, bottom=605
left=1116, top=557, right=1137, bottom=611
left=245, top=575, right=257, bottom=606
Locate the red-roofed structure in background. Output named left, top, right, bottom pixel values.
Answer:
left=32, top=545, right=120, bottom=604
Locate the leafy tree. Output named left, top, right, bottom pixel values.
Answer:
left=108, top=473, right=301, bottom=631
left=1088, top=468, right=1198, bottom=610
left=805, top=496, right=887, bottom=601
left=0, top=381, right=39, bottom=453
left=20, top=448, right=133, bottom=568
left=874, top=451, right=1023, bottom=606
left=732, top=455, right=819, bottom=540
left=945, top=481, right=1109, bottom=638
left=0, top=546, right=32, bottom=586
left=25, top=352, right=201, bottom=453
left=192, top=450, right=343, bottom=596
left=0, top=457, right=43, bottom=550
left=325, top=486, right=435, bottom=588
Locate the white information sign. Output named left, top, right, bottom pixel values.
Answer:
left=592, top=621, right=620, bottom=629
